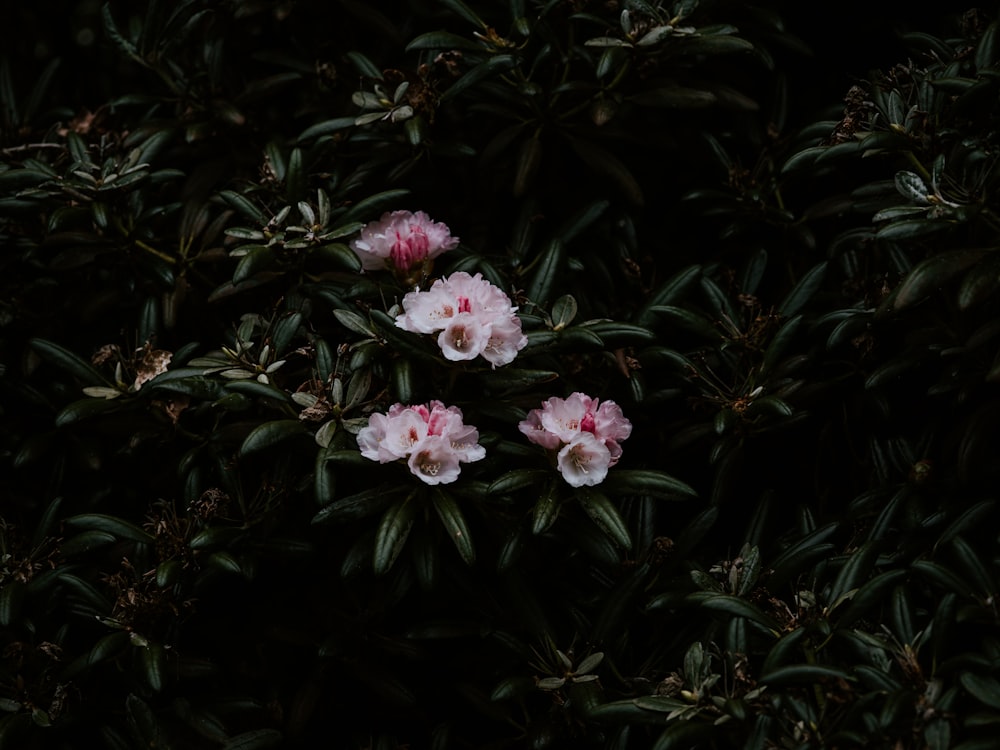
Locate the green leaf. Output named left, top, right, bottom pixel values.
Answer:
left=683, top=592, right=780, bottom=631
left=556, top=199, right=609, bottom=245
left=758, top=314, right=801, bottom=377
left=577, top=488, right=632, bottom=550
left=876, top=218, right=952, bottom=241
left=220, top=190, right=266, bottom=224
left=581, top=321, right=657, bottom=347
left=55, top=397, right=122, bottom=427
left=761, top=664, right=852, bottom=686
left=374, top=494, right=418, bottom=575
left=629, top=85, right=716, bottom=108
left=600, top=469, right=696, bottom=499
left=437, top=0, right=487, bottom=28
left=648, top=305, right=722, bottom=340
left=239, top=420, right=307, bottom=456
left=65, top=513, right=154, bottom=543
left=960, top=673, right=1000, bottom=710
left=312, top=242, right=363, bottom=272
left=566, top=136, right=644, bottom=205
left=549, top=295, right=578, bottom=331
left=225, top=380, right=296, bottom=406
left=406, top=31, right=485, bottom=52
left=233, top=245, right=275, bottom=284
left=975, top=20, right=1000, bottom=71
left=524, top=239, right=563, bottom=308
left=270, top=312, right=303, bottom=356
left=440, top=55, right=517, bottom=102
left=894, top=171, right=930, bottom=204
left=337, top=189, right=411, bottom=225
left=826, top=540, right=878, bottom=606
left=432, top=490, right=475, bottom=565
left=140, top=644, right=165, bottom=692
left=0, top=582, right=25, bottom=627
left=639, top=265, right=702, bottom=324
left=489, top=469, right=550, bottom=495
left=221, top=729, right=284, bottom=750
left=779, top=262, right=827, bottom=317
left=29, top=338, right=107, bottom=386
left=836, top=569, right=907, bottom=627
left=893, top=249, right=990, bottom=310
left=333, top=308, right=379, bottom=338
left=89, top=631, right=130, bottom=664
left=0, top=168, right=53, bottom=192
left=532, top=480, right=561, bottom=534
left=651, top=720, right=716, bottom=750
left=477, top=368, right=559, bottom=392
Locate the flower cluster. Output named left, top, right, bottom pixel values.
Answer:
left=518, top=393, right=632, bottom=487
left=350, top=210, right=459, bottom=274
left=395, top=271, right=527, bottom=367
left=356, top=401, right=486, bottom=485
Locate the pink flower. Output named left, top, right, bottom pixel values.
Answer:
left=396, top=271, right=527, bottom=367
left=351, top=210, right=459, bottom=273
left=557, top=432, right=612, bottom=488
left=357, top=400, right=485, bottom=485
left=518, top=392, right=632, bottom=487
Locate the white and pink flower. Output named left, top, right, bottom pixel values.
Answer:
left=395, top=271, right=527, bottom=367
left=518, top=392, right=632, bottom=487
left=350, top=210, right=459, bottom=273
left=357, top=400, right=485, bottom=485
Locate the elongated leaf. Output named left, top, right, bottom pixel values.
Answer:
left=233, top=245, right=275, bottom=284
left=960, top=673, right=1000, bottom=710
left=440, top=55, right=517, bottom=102
left=532, top=480, right=561, bottom=534
left=893, top=249, right=990, bottom=310
left=432, top=490, right=475, bottom=565
left=222, top=729, right=284, bottom=750
left=65, top=513, right=154, bottom=543
left=55, top=397, right=122, bottom=427
left=683, top=591, right=780, bottom=631
left=489, top=469, right=550, bottom=495
left=649, top=305, right=721, bottom=340
left=577, top=488, right=631, bottom=550
left=827, top=540, right=878, bottom=606
left=601, top=469, right=696, bottom=498
left=524, top=239, right=563, bottom=308
left=374, top=494, right=418, bottom=575
left=761, top=664, right=852, bottom=685
left=337, top=188, right=411, bottom=224
left=779, top=262, right=827, bottom=317
left=239, top=419, right=307, bottom=456
left=406, top=31, right=485, bottom=52
left=30, top=338, right=107, bottom=385
left=567, top=136, right=644, bottom=205
left=220, top=190, right=266, bottom=224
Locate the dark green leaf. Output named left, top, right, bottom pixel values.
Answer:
left=65, top=513, right=154, bottom=543
left=239, top=420, right=308, bottom=456
left=374, top=494, right=418, bottom=575
left=432, top=489, right=475, bottom=565
left=577, top=488, right=631, bottom=550
left=30, top=338, right=107, bottom=386
left=222, top=729, right=284, bottom=750
left=601, top=469, right=697, bottom=499
left=440, top=55, right=517, bottom=102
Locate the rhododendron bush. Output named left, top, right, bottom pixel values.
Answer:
left=3, top=2, right=1000, bottom=749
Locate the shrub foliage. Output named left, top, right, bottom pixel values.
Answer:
left=2, top=1, right=1000, bottom=748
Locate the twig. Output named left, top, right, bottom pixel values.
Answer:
left=1, top=143, right=65, bottom=156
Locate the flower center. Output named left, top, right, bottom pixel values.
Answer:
left=457, top=296, right=471, bottom=314
left=417, top=455, right=440, bottom=476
